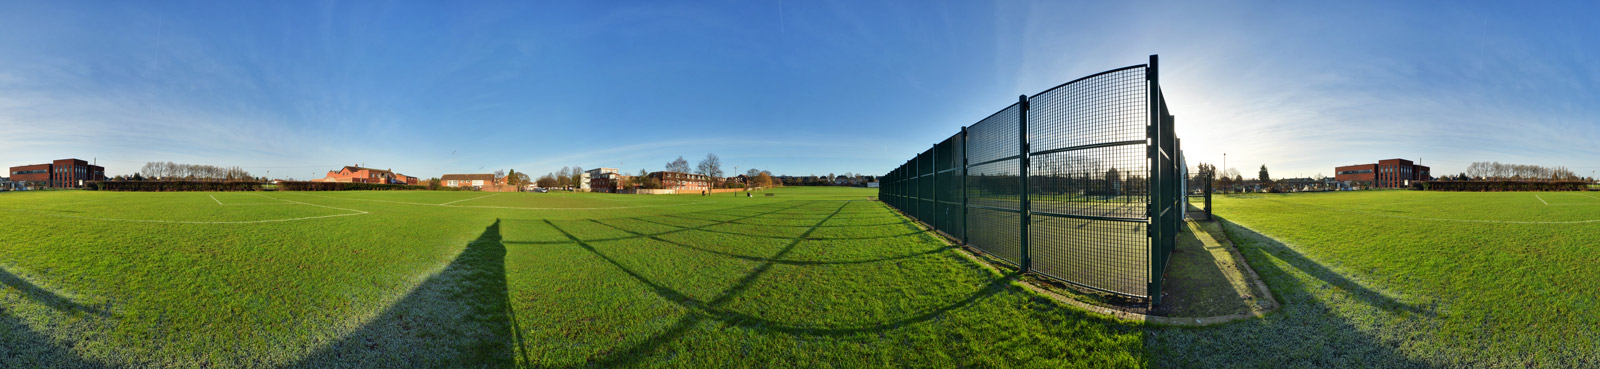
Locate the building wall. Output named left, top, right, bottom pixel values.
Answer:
left=648, top=171, right=713, bottom=191
left=9, top=164, right=51, bottom=184
left=9, top=159, right=104, bottom=188
left=1336, top=159, right=1431, bottom=188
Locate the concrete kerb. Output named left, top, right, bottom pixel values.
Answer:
left=882, top=201, right=1280, bottom=327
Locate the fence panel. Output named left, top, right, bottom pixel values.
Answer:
left=881, top=56, right=1179, bottom=304
left=1025, top=65, right=1151, bottom=296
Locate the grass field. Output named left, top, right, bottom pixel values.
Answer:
left=1150, top=190, right=1600, bottom=368
left=0, top=187, right=1144, bottom=368
left=6, top=188, right=1596, bottom=367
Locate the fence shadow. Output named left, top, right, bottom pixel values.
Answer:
left=0, top=267, right=107, bottom=368
left=1146, top=215, right=1436, bottom=367
left=1152, top=221, right=1255, bottom=317
left=1218, top=216, right=1429, bottom=317
left=286, top=219, right=521, bottom=368
left=497, top=200, right=1017, bottom=367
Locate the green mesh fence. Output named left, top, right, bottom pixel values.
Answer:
left=881, top=55, right=1183, bottom=304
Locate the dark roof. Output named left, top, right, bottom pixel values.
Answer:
left=441, top=174, right=496, bottom=181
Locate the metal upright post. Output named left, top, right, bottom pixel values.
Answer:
left=961, top=126, right=969, bottom=244
left=1018, top=94, right=1032, bottom=272
left=931, top=143, right=938, bottom=231
left=1146, top=54, right=1161, bottom=305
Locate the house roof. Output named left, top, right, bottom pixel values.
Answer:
left=441, top=174, right=496, bottom=181
left=339, top=166, right=397, bottom=174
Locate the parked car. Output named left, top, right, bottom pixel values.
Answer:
left=533, top=188, right=549, bottom=193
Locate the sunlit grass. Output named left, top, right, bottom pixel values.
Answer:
left=1148, top=190, right=1600, bottom=368
left=0, top=187, right=1144, bottom=368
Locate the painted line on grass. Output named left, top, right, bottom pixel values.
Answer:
left=1536, top=194, right=1549, bottom=205
left=1292, top=200, right=1600, bottom=225
left=438, top=193, right=498, bottom=205
left=210, top=194, right=225, bottom=205
left=0, top=208, right=367, bottom=224
left=0, top=193, right=371, bottom=224
left=292, top=192, right=721, bottom=210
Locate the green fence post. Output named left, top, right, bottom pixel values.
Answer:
left=928, top=142, right=934, bottom=231
left=1146, top=54, right=1162, bottom=306
left=961, top=126, right=969, bottom=244
left=1019, top=94, right=1032, bottom=273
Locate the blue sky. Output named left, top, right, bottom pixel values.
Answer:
left=1, top=1, right=1597, bottom=180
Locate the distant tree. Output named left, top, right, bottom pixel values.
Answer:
left=1258, top=165, right=1270, bottom=183
left=1105, top=167, right=1121, bottom=196
left=536, top=174, right=557, bottom=188
left=666, top=157, right=690, bottom=173
left=427, top=177, right=442, bottom=191
left=696, top=153, right=723, bottom=178
left=746, top=168, right=761, bottom=178
left=754, top=172, right=775, bottom=188
left=494, top=169, right=505, bottom=178
left=556, top=167, right=572, bottom=187
left=570, top=166, right=585, bottom=188
left=640, top=177, right=664, bottom=189
left=131, top=173, right=144, bottom=181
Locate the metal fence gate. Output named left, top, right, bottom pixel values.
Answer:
left=880, top=55, right=1184, bottom=305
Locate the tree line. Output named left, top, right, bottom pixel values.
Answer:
left=136, top=161, right=257, bottom=181
left=1461, top=161, right=1580, bottom=181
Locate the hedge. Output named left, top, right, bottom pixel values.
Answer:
left=1418, top=181, right=1589, bottom=192
left=95, top=181, right=262, bottom=192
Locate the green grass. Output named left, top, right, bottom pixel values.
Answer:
left=1149, top=191, right=1600, bottom=368
left=0, top=187, right=1143, bottom=368
left=10, top=188, right=1594, bottom=367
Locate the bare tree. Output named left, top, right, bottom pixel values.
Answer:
left=666, top=157, right=690, bottom=173
left=696, top=153, right=723, bottom=178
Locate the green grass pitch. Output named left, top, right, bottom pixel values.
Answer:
left=5, top=188, right=1596, bottom=368
left=0, top=187, right=1143, bottom=368
left=1152, top=190, right=1600, bottom=368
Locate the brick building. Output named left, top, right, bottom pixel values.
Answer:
left=316, top=165, right=418, bottom=185
left=8, top=158, right=105, bottom=189
left=648, top=171, right=714, bottom=191
left=586, top=168, right=625, bottom=193
left=1335, top=158, right=1430, bottom=188
left=441, top=174, right=497, bottom=189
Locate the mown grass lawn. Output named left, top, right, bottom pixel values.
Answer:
left=8, top=188, right=1594, bottom=367
left=1149, top=190, right=1600, bottom=368
left=0, top=187, right=1143, bottom=368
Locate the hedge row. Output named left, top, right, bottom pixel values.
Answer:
left=276, top=181, right=425, bottom=191
left=95, top=181, right=262, bottom=192
left=1419, top=181, right=1589, bottom=191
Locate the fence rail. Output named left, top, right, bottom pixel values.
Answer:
left=881, top=55, right=1184, bottom=304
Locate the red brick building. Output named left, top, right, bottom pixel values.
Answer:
left=440, top=174, right=497, bottom=189
left=1335, top=158, right=1430, bottom=188
left=648, top=171, right=715, bottom=191
left=315, top=165, right=418, bottom=185
left=8, top=159, right=105, bottom=189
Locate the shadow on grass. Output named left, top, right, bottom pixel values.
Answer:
left=494, top=200, right=1019, bottom=368
left=287, top=219, right=522, bottom=368
left=0, top=267, right=108, bottom=367
left=1152, top=221, right=1254, bottom=317
left=1146, top=215, right=1435, bottom=367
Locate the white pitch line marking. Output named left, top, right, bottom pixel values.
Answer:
left=0, top=208, right=367, bottom=224
left=1536, top=194, right=1549, bottom=205
left=439, top=193, right=499, bottom=205
left=292, top=192, right=717, bottom=210
left=210, top=194, right=225, bottom=205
